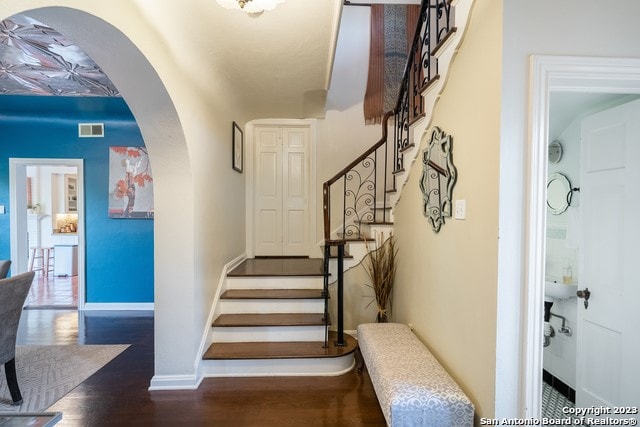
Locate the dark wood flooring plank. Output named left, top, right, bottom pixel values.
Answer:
left=16, top=310, right=385, bottom=426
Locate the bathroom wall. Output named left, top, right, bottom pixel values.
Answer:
left=544, top=113, right=580, bottom=388
left=544, top=94, right=640, bottom=389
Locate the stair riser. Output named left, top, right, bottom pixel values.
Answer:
left=219, top=299, right=325, bottom=314
left=201, top=354, right=354, bottom=377
left=211, top=325, right=327, bottom=342
left=226, top=276, right=324, bottom=290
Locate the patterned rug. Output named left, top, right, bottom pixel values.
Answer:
left=0, top=345, right=129, bottom=412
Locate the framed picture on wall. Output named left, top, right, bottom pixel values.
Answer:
left=108, top=146, right=154, bottom=218
left=232, top=121, right=243, bottom=173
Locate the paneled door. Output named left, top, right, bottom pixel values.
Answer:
left=254, top=125, right=310, bottom=256
left=578, top=98, right=640, bottom=420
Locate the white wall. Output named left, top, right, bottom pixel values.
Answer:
left=318, top=5, right=384, bottom=245
left=499, top=0, right=640, bottom=417
left=392, top=0, right=502, bottom=418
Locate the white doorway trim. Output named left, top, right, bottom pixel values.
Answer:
left=524, top=55, right=640, bottom=417
left=245, top=119, right=318, bottom=258
left=9, top=158, right=86, bottom=310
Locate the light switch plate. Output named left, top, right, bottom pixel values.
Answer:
left=454, top=200, right=465, bottom=220
left=0, top=205, right=5, bottom=214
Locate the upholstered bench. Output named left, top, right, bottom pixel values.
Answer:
left=357, top=323, right=474, bottom=427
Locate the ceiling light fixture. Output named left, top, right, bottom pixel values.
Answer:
left=216, top=0, right=285, bottom=14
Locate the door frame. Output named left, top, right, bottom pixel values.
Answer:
left=524, top=56, right=640, bottom=417
left=245, top=119, right=318, bottom=258
left=9, top=158, right=86, bottom=310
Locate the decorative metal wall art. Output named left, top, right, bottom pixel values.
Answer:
left=419, top=126, right=457, bottom=232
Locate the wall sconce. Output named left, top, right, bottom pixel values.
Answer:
left=216, top=0, right=286, bottom=14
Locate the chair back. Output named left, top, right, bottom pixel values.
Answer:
left=0, top=260, right=11, bottom=279
left=0, top=271, right=35, bottom=364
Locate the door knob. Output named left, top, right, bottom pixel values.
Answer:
left=576, top=287, right=591, bottom=309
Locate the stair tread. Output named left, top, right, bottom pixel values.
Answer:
left=213, top=313, right=327, bottom=327
left=221, top=289, right=325, bottom=300
left=203, top=332, right=357, bottom=360
left=358, top=220, right=394, bottom=225
left=228, top=258, right=324, bottom=277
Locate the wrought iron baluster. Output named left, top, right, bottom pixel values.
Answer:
left=373, top=150, right=377, bottom=225
left=322, top=243, right=330, bottom=348
left=343, top=176, right=347, bottom=238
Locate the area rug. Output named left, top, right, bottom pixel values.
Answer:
left=0, top=344, right=129, bottom=412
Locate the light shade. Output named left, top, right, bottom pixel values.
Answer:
left=216, top=0, right=286, bottom=14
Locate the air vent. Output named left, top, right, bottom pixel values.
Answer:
left=78, top=123, right=104, bottom=138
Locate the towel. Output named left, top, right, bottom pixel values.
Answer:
left=565, top=205, right=580, bottom=248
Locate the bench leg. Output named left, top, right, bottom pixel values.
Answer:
left=354, top=346, right=366, bottom=374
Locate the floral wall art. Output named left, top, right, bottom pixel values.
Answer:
left=108, top=146, right=154, bottom=218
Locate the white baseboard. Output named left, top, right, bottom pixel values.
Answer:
left=193, top=253, right=247, bottom=384
left=148, top=374, right=202, bottom=391
left=82, top=302, right=154, bottom=311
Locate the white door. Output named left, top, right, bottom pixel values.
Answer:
left=254, top=126, right=310, bottom=256
left=578, top=98, right=640, bottom=420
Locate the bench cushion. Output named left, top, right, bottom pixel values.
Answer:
left=358, top=323, right=474, bottom=427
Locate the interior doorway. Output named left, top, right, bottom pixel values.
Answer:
left=10, top=158, right=85, bottom=310
left=246, top=119, right=318, bottom=258
left=525, top=56, right=640, bottom=419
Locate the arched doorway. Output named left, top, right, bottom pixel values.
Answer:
left=1, top=5, right=197, bottom=385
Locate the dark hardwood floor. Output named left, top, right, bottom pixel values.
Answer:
left=16, top=310, right=385, bottom=426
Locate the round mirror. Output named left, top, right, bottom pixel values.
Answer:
left=547, top=173, right=571, bottom=215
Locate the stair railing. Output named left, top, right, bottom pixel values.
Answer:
left=322, top=0, right=456, bottom=348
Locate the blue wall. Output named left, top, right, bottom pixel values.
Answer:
left=0, top=95, right=153, bottom=303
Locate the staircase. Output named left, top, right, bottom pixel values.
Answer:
left=202, top=258, right=357, bottom=376
left=201, top=0, right=473, bottom=376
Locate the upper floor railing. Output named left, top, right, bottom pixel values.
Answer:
left=323, top=0, right=456, bottom=243
left=322, top=0, right=456, bottom=348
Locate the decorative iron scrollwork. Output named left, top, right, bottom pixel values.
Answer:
left=419, top=126, right=457, bottom=232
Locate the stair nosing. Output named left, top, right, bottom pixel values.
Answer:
left=220, top=289, right=326, bottom=300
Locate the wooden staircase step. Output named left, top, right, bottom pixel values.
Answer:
left=399, top=143, right=416, bottom=153
left=358, top=220, right=394, bottom=226
left=212, top=313, right=327, bottom=327
left=228, top=258, right=324, bottom=277
left=203, top=332, right=357, bottom=360
left=221, top=289, right=325, bottom=300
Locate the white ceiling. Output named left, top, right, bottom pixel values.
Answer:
left=0, top=0, right=342, bottom=119
left=549, top=92, right=640, bottom=142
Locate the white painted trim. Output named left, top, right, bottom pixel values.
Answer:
left=324, top=0, right=343, bottom=90
left=9, top=158, right=86, bottom=310
left=201, top=357, right=355, bottom=378
left=83, top=303, right=154, bottom=311
left=245, top=119, right=318, bottom=258
left=148, top=374, right=201, bottom=391
left=193, top=253, right=247, bottom=386
left=524, top=55, right=640, bottom=418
